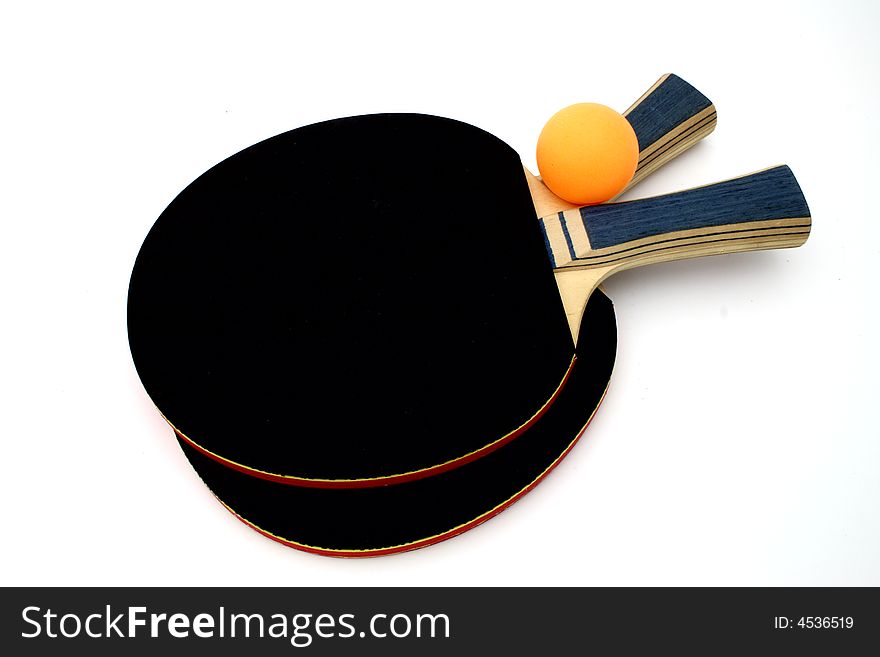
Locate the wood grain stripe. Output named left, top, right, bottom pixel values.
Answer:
left=557, top=224, right=810, bottom=269
left=555, top=217, right=810, bottom=268
left=561, top=208, right=592, bottom=253
left=540, top=214, right=571, bottom=268
left=626, top=122, right=716, bottom=191
left=635, top=105, right=717, bottom=167
left=623, top=73, right=713, bottom=153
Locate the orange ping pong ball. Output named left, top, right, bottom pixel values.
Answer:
left=536, top=103, right=639, bottom=205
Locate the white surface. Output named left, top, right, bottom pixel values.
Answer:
left=1, top=0, right=878, bottom=586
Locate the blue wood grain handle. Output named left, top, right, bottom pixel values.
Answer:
left=622, top=74, right=717, bottom=191
left=541, top=166, right=811, bottom=270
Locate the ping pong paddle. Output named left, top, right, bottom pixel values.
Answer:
left=176, top=289, right=618, bottom=557
left=129, top=75, right=719, bottom=488
left=170, top=167, right=810, bottom=557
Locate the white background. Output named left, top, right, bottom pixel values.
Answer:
left=2, top=1, right=878, bottom=586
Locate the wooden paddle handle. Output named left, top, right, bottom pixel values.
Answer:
left=543, top=166, right=811, bottom=271
left=620, top=73, right=717, bottom=194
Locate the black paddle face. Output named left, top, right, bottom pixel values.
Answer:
left=177, top=290, right=617, bottom=556
left=128, top=115, right=575, bottom=482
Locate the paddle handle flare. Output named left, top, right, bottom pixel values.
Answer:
left=620, top=73, right=718, bottom=195
left=544, top=165, right=811, bottom=272
left=547, top=165, right=811, bottom=344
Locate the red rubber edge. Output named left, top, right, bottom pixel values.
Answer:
left=211, top=384, right=608, bottom=558
left=174, top=355, right=576, bottom=489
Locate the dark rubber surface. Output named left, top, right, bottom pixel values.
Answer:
left=129, top=114, right=574, bottom=481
